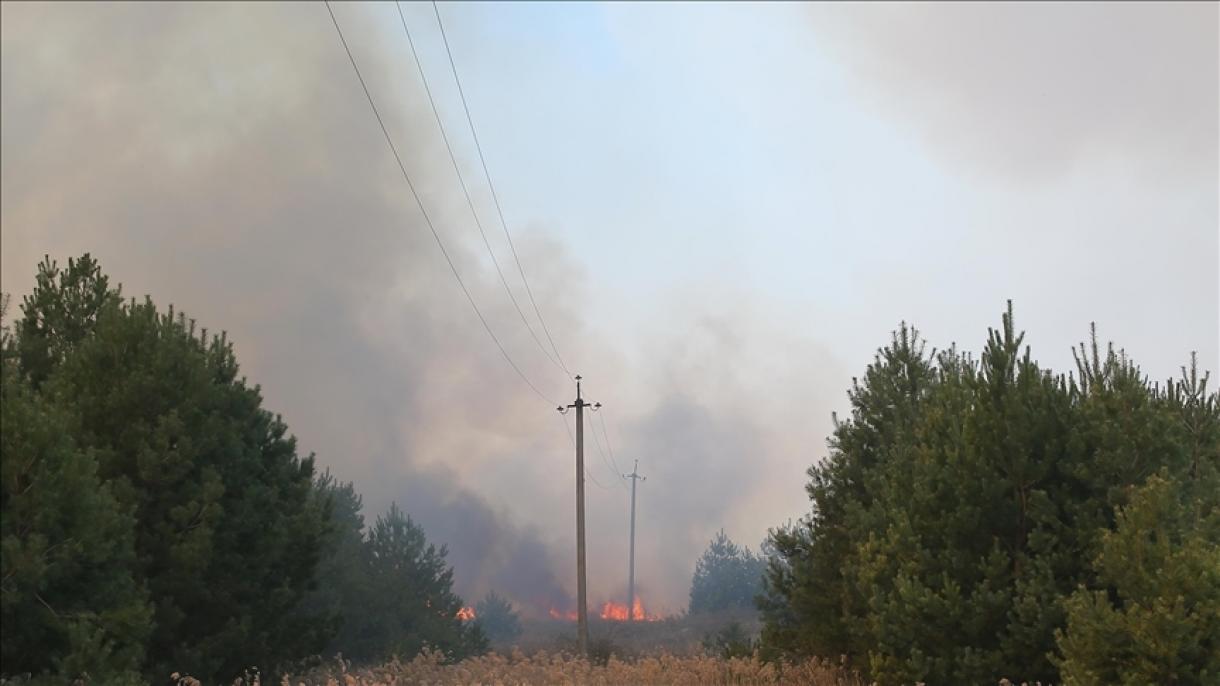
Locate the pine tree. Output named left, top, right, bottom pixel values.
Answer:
left=297, top=472, right=369, bottom=657
left=475, top=591, right=524, bottom=643
left=1, top=355, right=151, bottom=683
left=760, top=304, right=1219, bottom=684
left=10, top=255, right=330, bottom=681
left=15, top=254, right=118, bottom=388
left=760, top=323, right=934, bottom=662
left=1055, top=474, right=1220, bottom=685
left=689, top=530, right=767, bottom=614
left=339, top=504, right=487, bottom=663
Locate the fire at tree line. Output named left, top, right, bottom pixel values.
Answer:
left=1, top=254, right=1217, bottom=685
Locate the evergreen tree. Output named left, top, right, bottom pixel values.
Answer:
left=760, top=323, right=933, bottom=661
left=9, top=255, right=330, bottom=681
left=297, top=472, right=368, bottom=657
left=1055, top=474, right=1220, bottom=685
left=760, top=304, right=1220, bottom=684
left=474, top=591, right=524, bottom=643
left=338, top=504, right=487, bottom=663
left=689, top=530, right=767, bottom=614
left=1, top=351, right=151, bottom=683
left=15, top=255, right=118, bottom=389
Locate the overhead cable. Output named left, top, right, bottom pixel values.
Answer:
left=324, top=1, right=556, bottom=407
left=432, top=1, right=572, bottom=376
left=395, top=1, right=567, bottom=377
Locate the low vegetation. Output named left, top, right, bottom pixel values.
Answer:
left=214, top=649, right=867, bottom=686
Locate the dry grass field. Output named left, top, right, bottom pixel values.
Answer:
left=162, top=613, right=1046, bottom=686
left=267, top=649, right=865, bottom=686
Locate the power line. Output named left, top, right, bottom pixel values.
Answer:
left=324, top=1, right=557, bottom=407
left=395, top=1, right=566, bottom=377
left=598, top=410, right=625, bottom=477
left=587, top=466, right=610, bottom=490
left=587, top=406, right=626, bottom=488
left=572, top=378, right=624, bottom=486
left=562, top=412, right=610, bottom=490
left=432, top=1, right=572, bottom=376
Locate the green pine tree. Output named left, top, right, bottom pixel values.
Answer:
left=760, top=304, right=1219, bottom=684
left=339, top=503, right=488, bottom=663
left=297, top=472, right=369, bottom=658
left=474, top=591, right=524, bottom=643
left=15, top=255, right=118, bottom=389
left=689, top=530, right=767, bottom=614
left=9, top=255, right=330, bottom=681
left=1, top=349, right=151, bottom=683
left=1055, top=473, right=1220, bottom=685
left=760, top=323, right=934, bottom=663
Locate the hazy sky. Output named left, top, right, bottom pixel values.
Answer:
left=2, top=1, right=1216, bottom=614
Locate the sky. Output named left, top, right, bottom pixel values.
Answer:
left=2, top=1, right=1217, bottom=615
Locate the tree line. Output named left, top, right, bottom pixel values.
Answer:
left=1, top=255, right=486, bottom=684
left=759, top=306, right=1219, bottom=684
left=4, top=255, right=1215, bottom=684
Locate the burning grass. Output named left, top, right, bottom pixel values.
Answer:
left=597, top=597, right=660, bottom=622
left=504, top=608, right=760, bottom=658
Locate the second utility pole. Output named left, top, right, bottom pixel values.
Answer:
left=559, top=375, right=598, bottom=656
left=624, top=460, right=646, bottom=622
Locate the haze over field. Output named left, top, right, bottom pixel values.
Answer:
left=2, top=1, right=1216, bottom=614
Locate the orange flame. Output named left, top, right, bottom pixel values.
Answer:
left=599, top=596, right=659, bottom=622
left=547, top=598, right=660, bottom=622
left=456, top=607, right=476, bottom=621
left=548, top=608, right=578, bottom=621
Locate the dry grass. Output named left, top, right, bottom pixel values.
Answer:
left=503, top=611, right=761, bottom=658
left=273, top=649, right=864, bottom=686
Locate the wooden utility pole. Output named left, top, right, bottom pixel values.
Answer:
left=558, top=376, right=598, bottom=655
left=624, top=460, right=646, bottom=622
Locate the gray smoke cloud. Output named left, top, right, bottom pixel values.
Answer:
left=804, top=2, right=1219, bottom=181
left=1, top=1, right=836, bottom=613
left=5, top=2, right=1213, bottom=618
left=0, top=0, right=584, bottom=612
left=798, top=2, right=1219, bottom=375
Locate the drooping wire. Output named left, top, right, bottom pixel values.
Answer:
left=569, top=378, right=625, bottom=486
left=561, top=412, right=610, bottom=490
left=324, top=1, right=556, bottom=407
left=598, top=410, right=626, bottom=477
left=395, top=2, right=566, bottom=377
left=588, top=408, right=627, bottom=488
left=432, top=1, right=572, bottom=376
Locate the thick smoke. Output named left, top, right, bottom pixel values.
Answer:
left=1, top=2, right=836, bottom=613
left=0, top=1, right=583, bottom=612
left=11, top=2, right=1206, bottom=618
left=803, top=3, right=1218, bottom=181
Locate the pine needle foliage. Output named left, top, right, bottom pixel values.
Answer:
left=760, top=303, right=1219, bottom=685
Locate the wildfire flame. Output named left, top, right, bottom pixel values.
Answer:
left=600, top=597, right=659, bottom=622
left=456, top=607, right=476, bottom=621
left=548, top=608, right=578, bottom=621
left=548, top=597, right=660, bottom=622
